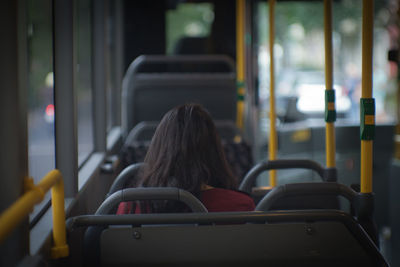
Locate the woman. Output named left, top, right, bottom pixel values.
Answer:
left=117, top=103, right=254, bottom=213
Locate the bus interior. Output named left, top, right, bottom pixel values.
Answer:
left=0, top=0, right=400, bottom=266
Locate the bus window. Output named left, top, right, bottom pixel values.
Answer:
left=256, top=0, right=396, bottom=136
left=107, top=1, right=119, bottom=131
left=166, top=3, right=214, bottom=55
left=76, top=0, right=94, bottom=166
left=27, top=0, right=54, bottom=221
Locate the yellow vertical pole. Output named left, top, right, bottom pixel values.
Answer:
left=360, top=0, right=374, bottom=193
left=324, top=0, right=336, bottom=168
left=236, top=0, right=246, bottom=130
left=269, top=0, right=277, bottom=187
left=50, top=176, right=69, bottom=259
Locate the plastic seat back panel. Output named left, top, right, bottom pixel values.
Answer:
left=100, top=222, right=373, bottom=267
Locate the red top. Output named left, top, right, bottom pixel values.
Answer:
left=116, top=188, right=255, bottom=214
left=200, top=188, right=255, bottom=212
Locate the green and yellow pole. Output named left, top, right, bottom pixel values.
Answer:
left=357, top=1, right=377, bottom=244
left=324, top=0, right=336, bottom=169
left=269, top=0, right=277, bottom=187
left=236, top=0, right=246, bottom=130
left=360, top=0, right=374, bottom=193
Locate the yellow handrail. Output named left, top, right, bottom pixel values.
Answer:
left=360, top=0, right=374, bottom=193
left=269, top=0, right=277, bottom=187
left=236, top=0, right=246, bottom=130
left=0, top=169, right=69, bottom=259
left=324, top=0, right=336, bottom=168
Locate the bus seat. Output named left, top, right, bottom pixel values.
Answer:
left=67, top=210, right=388, bottom=267
left=254, top=182, right=356, bottom=212
left=173, top=36, right=211, bottom=55
left=240, top=159, right=337, bottom=193
left=239, top=159, right=337, bottom=205
left=277, top=123, right=395, bottom=232
left=119, top=141, right=252, bottom=184
left=256, top=182, right=379, bottom=245
left=107, top=162, right=144, bottom=198
left=119, top=121, right=253, bottom=182
left=83, top=187, right=208, bottom=266
left=121, top=55, right=236, bottom=138
left=123, top=120, right=241, bottom=143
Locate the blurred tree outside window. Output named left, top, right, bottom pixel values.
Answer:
left=256, top=0, right=396, bottom=128
left=166, top=3, right=214, bottom=54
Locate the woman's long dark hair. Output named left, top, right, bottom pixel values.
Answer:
left=137, top=103, right=237, bottom=212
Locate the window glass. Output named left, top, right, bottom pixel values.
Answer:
left=27, top=0, right=54, bottom=220
left=255, top=1, right=396, bottom=188
left=256, top=0, right=396, bottom=138
left=106, top=69, right=112, bottom=131
left=166, top=3, right=214, bottom=54
left=107, top=7, right=114, bottom=131
left=76, top=0, right=94, bottom=165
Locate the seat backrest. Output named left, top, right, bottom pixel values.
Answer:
left=100, top=221, right=373, bottom=267
left=173, top=36, right=210, bottom=55
left=68, top=210, right=388, bottom=267
left=119, top=119, right=253, bottom=181
left=239, top=159, right=337, bottom=194
left=124, top=120, right=240, bottom=143
left=121, top=55, right=236, bottom=137
left=83, top=187, right=208, bottom=266
left=239, top=160, right=338, bottom=208
left=119, top=139, right=253, bottom=182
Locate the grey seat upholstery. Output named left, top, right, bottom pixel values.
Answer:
left=173, top=36, right=210, bottom=55
left=67, top=210, right=389, bottom=267
left=121, top=55, right=237, bottom=138
left=119, top=55, right=253, bottom=185
left=119, top=121, right=253, bottom=181
left=82, top=187, right=207, bottom=266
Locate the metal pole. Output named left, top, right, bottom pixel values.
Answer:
left=324, top=0, right=336, bottom=168
left=268, top=0, right=277, bottom=187
left=360, top=0, right=374, bottom=193
left=236, top=0, right=246, bottom=130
